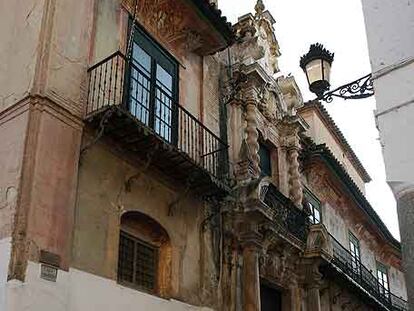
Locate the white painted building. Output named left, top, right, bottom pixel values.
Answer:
left=361, top=0, right=414, bottom=308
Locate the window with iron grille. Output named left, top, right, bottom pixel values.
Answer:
left=118, top=231, right=158, bottom=292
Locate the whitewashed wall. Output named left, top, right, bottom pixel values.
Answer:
left=5, top=262, right=214, bottom=311
left=361, top=0, right=414, bottom=306
left=0, top=238, right=11, bottom=311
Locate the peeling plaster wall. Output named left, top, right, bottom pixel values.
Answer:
left=301, top=110, right=366, bottom=193
left=5, top=261, right=214, bottom=311
left=0, top=109, right=27, bottom=307
left=24, top=105, right=82, bottom=270
left=323, top=202, right=347, bottom=246
left=202, top=56, right=221, bottom=137
left=0, top=0, right=43, bottom=111
left=0, top=108, right=28, bottom=240
left=42, top=0, right=95, bottom=117
left=389, top=266, right=408, bottom=300
left=92, top=0, right=123, bottom=64
left=74, top=143, right=213, bottom=306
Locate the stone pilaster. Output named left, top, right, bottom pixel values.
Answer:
left=239, top=218, right=262, bottom=311
left=241, top=237, right=261, bottom=311
left=302, top=259, right=323, bottom=311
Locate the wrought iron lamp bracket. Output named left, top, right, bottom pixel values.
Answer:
left=317, top=73, right=374, bottom=103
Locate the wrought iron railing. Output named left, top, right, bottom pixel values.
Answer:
left=330, top=234, right=408, bottom=311
left=262, top=183, right=310, bottom=242
left=86, top=51, right=228, bottom=181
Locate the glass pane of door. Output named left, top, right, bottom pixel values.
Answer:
left=155, top=64, right=173, bottom=142
left=130, top=43, right=151, bottom=125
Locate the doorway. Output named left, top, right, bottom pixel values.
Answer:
left=260, top=282, right=282, bottom=311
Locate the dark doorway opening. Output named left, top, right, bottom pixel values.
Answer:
left=260, top=282, right=282, bottom=311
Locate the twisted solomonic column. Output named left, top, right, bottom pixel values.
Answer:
left=245, top=101, right=260, bottom=178
left=288, top=147, right=303, bottom=207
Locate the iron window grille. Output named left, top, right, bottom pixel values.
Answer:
left=118, top=231, right=158, bottom=293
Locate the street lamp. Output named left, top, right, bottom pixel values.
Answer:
left=300, top=43, right=334, bottom=98
left=300, top=43, right=374, bottom=102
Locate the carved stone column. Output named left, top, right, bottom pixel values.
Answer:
left=287, top=146, right=303, bottom=206
left=241, top=230, right=262, bottom=311
left=245, top=100, right=260, bottom=178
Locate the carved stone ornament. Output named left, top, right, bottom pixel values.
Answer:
left=232, top=1, right=281, bottom=76
left=259, top=247, right=299, bottom=288
left=304, top=224, right=333, bottom=261
left=124, top=0, right=217, bottom=54
left=277, top=76, right=304, bottom=116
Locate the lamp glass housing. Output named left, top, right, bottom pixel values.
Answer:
left=300, top=43, right=334, bottom=98
left=305, top=59, right=331, bottom=86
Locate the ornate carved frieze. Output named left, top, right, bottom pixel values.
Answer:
left=123, top=0, right=227, bottom=55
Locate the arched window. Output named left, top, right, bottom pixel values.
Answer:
left=118, top=212, right=171, bottom=296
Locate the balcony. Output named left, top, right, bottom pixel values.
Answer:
left=261, top=183, right=310, bottom=243
left=329, top=234, right=408, bottom=311
left=85, top=52, right=229, bottom=196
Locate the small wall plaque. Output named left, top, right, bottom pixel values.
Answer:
left=40, top=264, right=58, bottom=282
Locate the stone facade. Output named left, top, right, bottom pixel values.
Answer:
left=0, top=1, right=408, bottom=311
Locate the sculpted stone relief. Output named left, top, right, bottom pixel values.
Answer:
left=259, top=245, right=299, bottom=288
left=123, top=0, right=212, bottom=54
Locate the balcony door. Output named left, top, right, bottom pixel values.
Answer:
left=349, top=232, right=361, bottom=275
left=128, top=26, right=178, bottom=144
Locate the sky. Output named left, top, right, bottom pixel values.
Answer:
left=218, top=0, right=401, bottom=239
